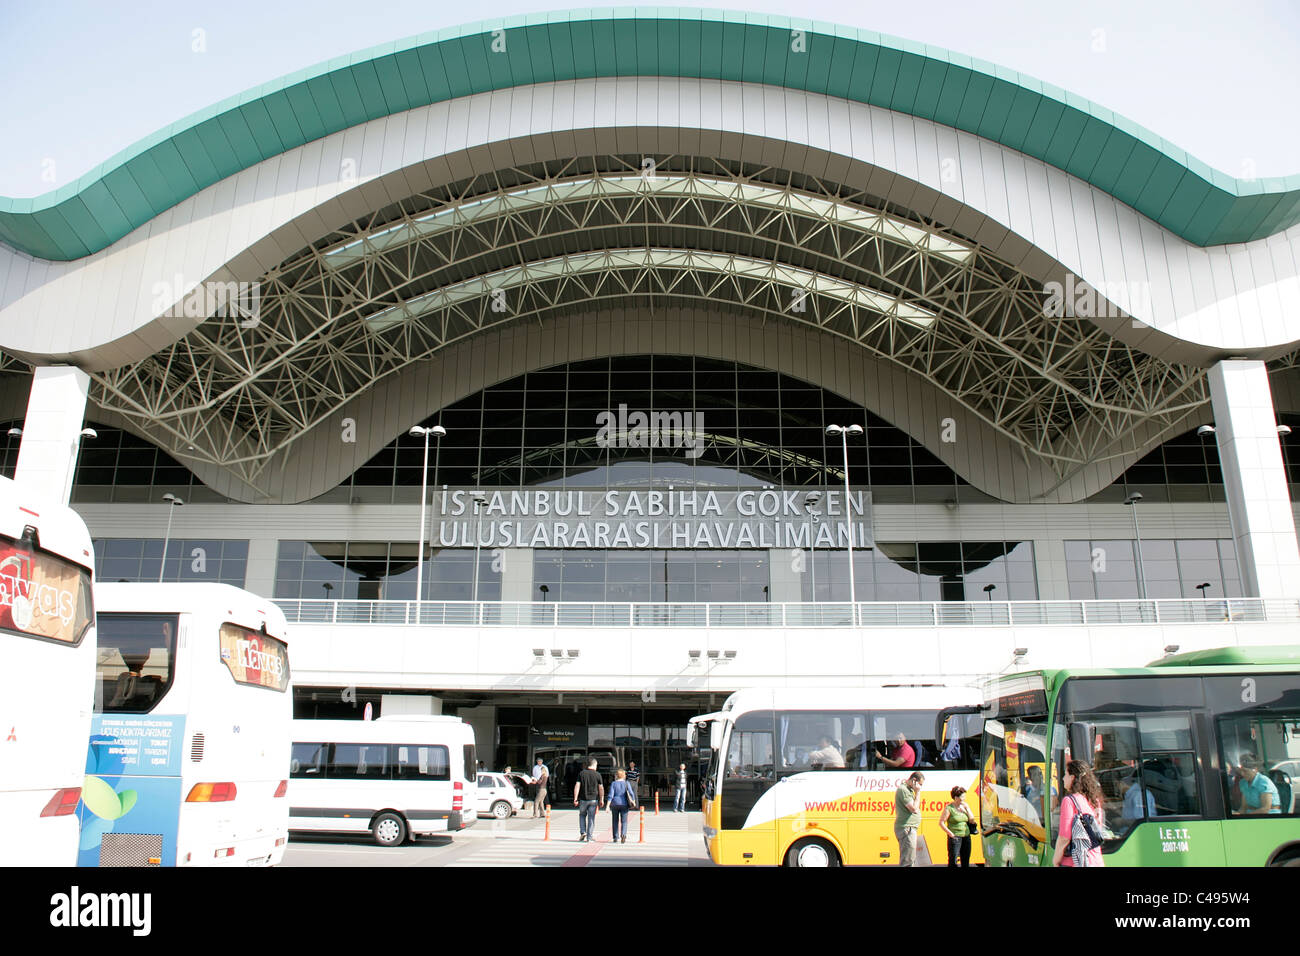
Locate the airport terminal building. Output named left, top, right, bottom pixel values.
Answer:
left=3, top=11, right=1300, bottom=783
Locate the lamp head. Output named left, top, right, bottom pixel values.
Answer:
left=1124, top=492, right=1143, bottom=506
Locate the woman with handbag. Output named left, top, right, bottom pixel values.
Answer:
left=608, top=768, right=637, bottom=843
left=938, top=785, right=975, bottom=866
left=1052, top=759, right=1106, bottom=867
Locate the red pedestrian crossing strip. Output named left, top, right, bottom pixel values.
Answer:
left=562, top=833, right=609, bottom=866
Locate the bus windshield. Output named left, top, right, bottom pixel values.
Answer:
left=95, top=613, right=178, bottom=713
left=0, top=534, right=93, bottom=645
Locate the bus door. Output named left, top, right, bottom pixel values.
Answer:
left=716, top=711, right=777, bottom=863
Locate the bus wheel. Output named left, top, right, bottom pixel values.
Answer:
left=373, top=812, right=407, bottom=847
left=1268, top=847, right=1300, bottom=867
left=785, top=838, right=840, bottom=867
left=491, top=801, right=513, bottom=820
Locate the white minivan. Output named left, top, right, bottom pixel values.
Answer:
left=288, top=716, right=478, bottom=846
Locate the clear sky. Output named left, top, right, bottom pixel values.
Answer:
left=1, top=0, right=1296, bottom=197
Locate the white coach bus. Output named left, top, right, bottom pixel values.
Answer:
left=77, top=583, right=291, bottom=866
left=289, top=716, right=478, bottom=846
left=0, top=475, right=97, bottom=866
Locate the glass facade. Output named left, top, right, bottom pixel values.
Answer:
left=94, top=537, right=248, bottom=587
left=324, top=356, right=991, bottom=504
left=3, top=406, right=1296, bottom=505
left=271, top=539, right=1036, bottom=602
left=273, top=541, right=500, bottom=601
left=1064, top=539, right=1241, bottom=600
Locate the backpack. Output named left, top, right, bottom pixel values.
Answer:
left=1068, top=795, right=1104, bottom=867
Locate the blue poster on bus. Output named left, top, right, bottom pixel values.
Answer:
left=77, top=714, right=186, bottom=867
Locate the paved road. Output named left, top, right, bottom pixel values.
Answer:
left=283, top=807, right=711, bottom=867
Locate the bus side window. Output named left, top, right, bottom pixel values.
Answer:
left=290, top=742, right=323, bottom=777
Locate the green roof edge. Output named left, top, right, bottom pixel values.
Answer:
left=3, top=7, right=1296, bottom=261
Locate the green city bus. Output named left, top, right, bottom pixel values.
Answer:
left=952, top=646, right=1300, bottom=867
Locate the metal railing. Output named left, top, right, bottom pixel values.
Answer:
left=271, top=597, right=1300, bottom=627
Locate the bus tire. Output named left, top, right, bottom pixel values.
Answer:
left=784, top=837, right=840, bottom=867
left=373, top=812, right=407, bottom=847
left=1267, top=845, right=1300, bottom=867
left=490, top=800, right=513, bottom=820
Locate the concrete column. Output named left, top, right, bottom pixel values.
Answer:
left=767, top=548, right=803, bottom=602
left=1207, top=360, right=1300, bottom=597
left=1032, top=538, right=1071, bottom=600
left=499, top=547, right=535, bottom=602
left=243, top=537, right=281, bottom=598
left=381, top=694, right=440, bottom=716
left=14, top=366, right=91, bottom=504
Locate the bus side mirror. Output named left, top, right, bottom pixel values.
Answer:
left=1069, top=722, right=1096, bottom=764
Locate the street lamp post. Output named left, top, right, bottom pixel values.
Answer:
left=68, top=428, right=97, bottom=494
left=471, top=491, right=487, bottom=602
left=983, top=583, right=996, bottom=602
left=1125, top=492, right=1147, bottom=600
left=409, top=425, right=447, bottom=607
left=159, top=493, right=184, bottom=583
left=825, top=424, right=864, bottom=616
left=539, top=584, right=549, bottom=602
left=803, top=491, right=822, bottom=603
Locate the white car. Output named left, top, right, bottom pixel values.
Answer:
left=477, top=772, right=525, bottom=819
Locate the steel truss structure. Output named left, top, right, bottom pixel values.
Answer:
left=73, top=155, right=1223, bottom=493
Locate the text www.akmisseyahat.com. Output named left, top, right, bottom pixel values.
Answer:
left=1114, top=916, right=1250, bottom=930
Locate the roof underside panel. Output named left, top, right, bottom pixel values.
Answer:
left=3, top=9, right=1298, bottom=261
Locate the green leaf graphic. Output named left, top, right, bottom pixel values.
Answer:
left=118, top=789, right=138, bottom=817
left=81, top=775, right=125, bottom=820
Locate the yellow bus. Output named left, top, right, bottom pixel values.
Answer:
left=690, top=686, right=984, bottom=866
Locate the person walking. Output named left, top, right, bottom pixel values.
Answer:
left=573, top=757, right=604, bottom=842
left=531, top=756, right=549, bottom=817
left=608, top=769, right=638, bottom=843
left=1052, top=760, right=1106, bottom=867
left=674, top=763, right=688, bottom=812
left=626, top=760, right=640, bottom=803
left=894, top=771, right=925, bottom=866
left=939, top=785, right=974, bottom=867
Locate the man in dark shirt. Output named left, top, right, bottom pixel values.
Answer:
left=626, top=761, right=641, bottom=803
left=573, top=757, right=604, bottom=842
